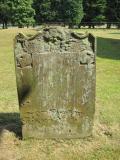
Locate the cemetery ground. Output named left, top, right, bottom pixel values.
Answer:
left=0, top=28, right=120, bottom=160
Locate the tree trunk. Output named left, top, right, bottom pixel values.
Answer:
left=69, top=23, right=74, bottom=29
left=18, top=26, right=23, bottom=28
left=107, top=23, right=111, bottom=29
left=117, top=23, right=120, bottom=29
left=18, top=24, right=24, bottom=28
left=88, top=25, right=91, bottom=29
left=92, top=24, right=95, bottom=29
left=2, top=21, right=8, bottom=29
left=78, top=23, right=81, bottom=28
left=2, top=22, right=5, bottom=29
left=5, top=21, right=8, bottom=29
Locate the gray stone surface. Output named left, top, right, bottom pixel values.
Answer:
left=14, top=27, right=96, bottom=139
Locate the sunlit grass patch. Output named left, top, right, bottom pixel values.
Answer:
left=0, top=28, right=120, bottom=160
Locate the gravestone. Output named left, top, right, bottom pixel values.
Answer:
left=14, top=27, right=96, bottom=139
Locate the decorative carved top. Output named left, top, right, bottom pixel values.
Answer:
left=15, top=27, right=95, bottom=69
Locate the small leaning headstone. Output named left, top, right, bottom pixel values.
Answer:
left=14, top=27, right=96, bottom=139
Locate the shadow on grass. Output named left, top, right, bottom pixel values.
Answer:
left=0, top=113, right=22, bottom=138
left=97, top=37, right=120, bottom=60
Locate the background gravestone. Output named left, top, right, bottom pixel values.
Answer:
left=14, top=27, right=96, bottom=139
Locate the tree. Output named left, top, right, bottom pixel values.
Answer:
left=0, top=0, right=12, bottom=29
left=82, top=0, right=106, bottom=28
left=106, top=0, right=120, bottom=28
left=33, top=0, right=84, bottom=27
left=33, top=0, right=57, bottom=24
left=12, top=0, right=35, bottom=28
left=61, top=0, right=84, bottom=28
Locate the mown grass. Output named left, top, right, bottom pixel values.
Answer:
left=96, top=36, right=120, bottom=125
left=0, top=28, right=120, bottom=160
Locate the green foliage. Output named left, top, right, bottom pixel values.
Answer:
left=0, top=0, right=12, bottom=28
left=33, top=0, right=83, bottom=27
left=106, top=0, right=120, bottom=28
left=61, top=0, right=84, bottom=27
left=0, top=0, right=120, bottom=28
left=33, top=0, right=57, bottom=23
left=11, top=0, right=35, bottom=27
left=82, top=0, right=106, bottom=28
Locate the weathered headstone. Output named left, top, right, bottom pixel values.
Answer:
left=14, top=27, right=96, bottom=139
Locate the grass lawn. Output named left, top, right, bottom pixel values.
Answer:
left=0, top=28, right=120, bottom=160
